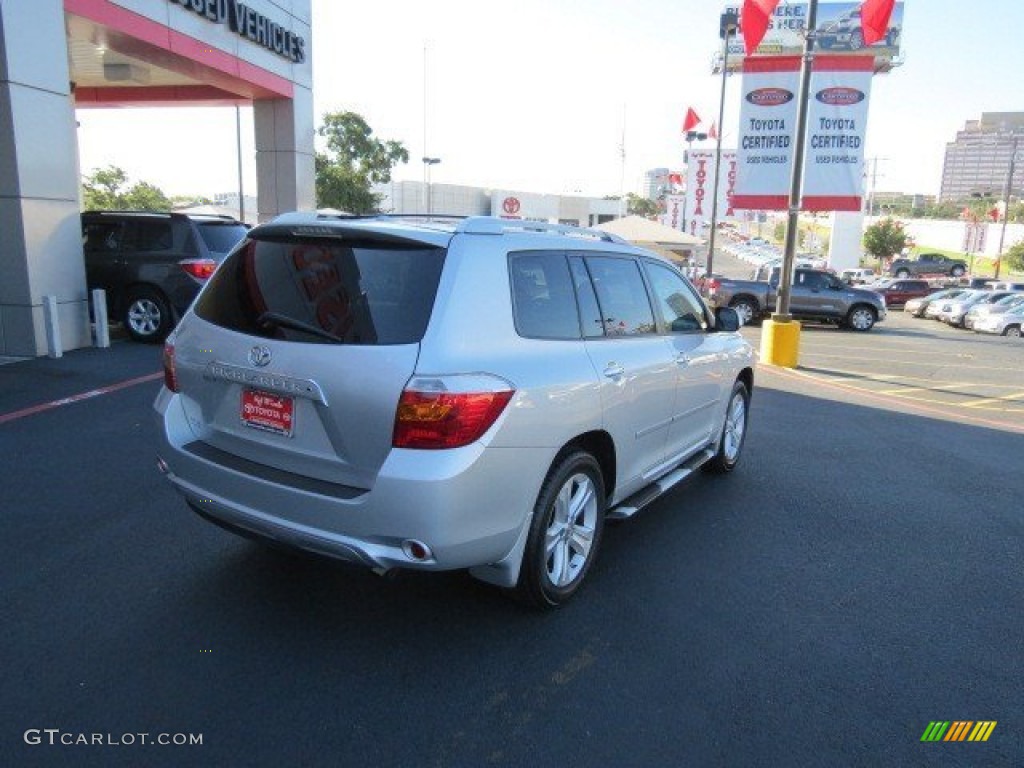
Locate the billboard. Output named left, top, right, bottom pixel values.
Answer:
left=720, top=2, right=904, bottom=70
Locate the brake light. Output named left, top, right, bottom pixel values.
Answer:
left=180, top=259, right=217, bottom=280
left=393, top=377, right=515, bottom=449
left=706, top=279, right=721, bottom=293
left=163, top=341, right=178, bottom=392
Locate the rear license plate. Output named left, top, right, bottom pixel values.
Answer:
left=241, top=389, right=294, bottom=436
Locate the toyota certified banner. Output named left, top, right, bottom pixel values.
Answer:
left=732, top=55, right=873, bottom=212
left=684, top=150, right=738, bottom=237
left=803, top=56, right=873, bottom=211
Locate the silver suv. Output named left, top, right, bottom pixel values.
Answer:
left=155, top=215, right=755, bottom=607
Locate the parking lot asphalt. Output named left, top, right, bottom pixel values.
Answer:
left=1, top=297, right=1021, bottom=766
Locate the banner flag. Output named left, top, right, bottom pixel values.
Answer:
left=732, top=55, right=873, bottom=212
left=683, top=108, right=702, bottom=132
left=661, top=195, right=687, bottom=231
left=741, top=0, right=783, bottom=56
left=684, top=150, right=738, bottom=236
left=802, top=56, right=873, bottom=210
left=859, top=0, right=896, bottom=46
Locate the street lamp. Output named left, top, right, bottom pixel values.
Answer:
left=706, top=10, right=738, bottom=280
left=995, top=135, right=1021, bottom=279
left=422, top=156, right=441, bottom=216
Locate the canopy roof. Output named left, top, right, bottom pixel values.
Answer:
left=595, top=215, right=705, bottom=246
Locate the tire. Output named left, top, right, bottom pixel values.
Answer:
left=515, top=451, right=605, bottom=609
left=1005, top=325, right=1022, bottom=338
left=730, top=297, right=758, bottom=326
left=703, top=380, right=750, bottom=474
left=846, top=305, right=877, bottom=332
left=895, top=269, right=910, bottom=278
left=950, top=265, right=966, bottom=277
left=849, top=29, right=864, bottom=50
left=124, top=287, right=173, bottom=343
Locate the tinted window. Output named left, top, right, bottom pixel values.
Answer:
left=584, top=256, right=656, bottom=336
left=194, top=237, right=445, bottom=345
left=795, top=271, right=827, bottom=290
left=196, top=222, right=249, bottom=254
left=644, top=261, right=706, bottom=332
left=83, top=222, right=122, bottom=253
left=130, top=220, right=174, bottom=252
left=508, top=252, right=581, bottom=339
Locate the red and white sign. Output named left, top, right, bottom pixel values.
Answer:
left=502, top=197, right=521, bottom=215
left=684, top=150, right=738, bottom=237
left=661, top=195, right=686, bottom=231
left=803, top=56, right=873, bottom=211
left=733, top=55, right=873, bottom=212
left=962, top=221, right=989, bottom=253
left=241, top=390, right=294, bottom=436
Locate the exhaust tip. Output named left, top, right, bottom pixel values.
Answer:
left=401, top=539, right=433, bottom=562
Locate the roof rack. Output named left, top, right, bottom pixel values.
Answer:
left=458, top=216, right=627, bottom=244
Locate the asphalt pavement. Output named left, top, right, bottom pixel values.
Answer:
left=1, top=295, right=1021, bottom=767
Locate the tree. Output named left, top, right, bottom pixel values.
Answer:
left=81, top=165, right=172, bottom=211
left=315, top=111, right=409, bottom=213
left=863, top=217, right=909, bottom=266
left=1003, top=240, right=1024, bottom=274
left=626, top=193, right=660, bottom=219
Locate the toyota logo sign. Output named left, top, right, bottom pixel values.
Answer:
left=248, top=345, right=272, bottom=367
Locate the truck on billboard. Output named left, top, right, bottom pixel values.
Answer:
left=720, top=2, right=903, bottom=66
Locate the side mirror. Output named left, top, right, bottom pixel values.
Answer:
left=715, top=306, right=742, bottom=331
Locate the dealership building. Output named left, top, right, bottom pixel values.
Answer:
left=1, top=0, right=313, bottom=357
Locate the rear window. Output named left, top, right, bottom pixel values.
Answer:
left=196, top=222, right=249, bottom=254
left=194, top=237, right=445, bottom=345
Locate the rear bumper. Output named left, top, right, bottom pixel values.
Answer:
left=154, top=389, right=543, bottom=575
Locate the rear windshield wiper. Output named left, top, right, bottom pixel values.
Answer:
left=256, top=312, right=343, bottom=343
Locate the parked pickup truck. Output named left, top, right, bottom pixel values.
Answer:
left=888, top=253, right=967, bottom=278
left=706, top=267, right=887, bottom=331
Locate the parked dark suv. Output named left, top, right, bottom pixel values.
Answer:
left=81, top=211, right=248, bottom=342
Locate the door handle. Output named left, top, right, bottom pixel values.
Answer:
left=603, top=363, right=625, bottom=379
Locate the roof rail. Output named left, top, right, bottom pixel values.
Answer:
left=458, top=216, right=628, bottom=244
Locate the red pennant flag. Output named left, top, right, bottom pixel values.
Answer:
left=708, top=122, right=719, bottom=140
left=741, top=0, right=782, bottom=56
left=989, top=206, right=1000, bottom=222
left=860, top=0, right=896, bottom=46
left=682, top=108, right=701, bottom=133
left=668, top=173, right=682, bottom=185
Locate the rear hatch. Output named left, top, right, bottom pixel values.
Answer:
left=172, top=222, right=449, bottom=490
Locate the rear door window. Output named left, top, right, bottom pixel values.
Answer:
left=194, top=237, right=445, bottom=345
left=583, top=255, right=656, bottom=336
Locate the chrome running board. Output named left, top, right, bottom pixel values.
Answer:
left=606, top=448, right=716, bottom=521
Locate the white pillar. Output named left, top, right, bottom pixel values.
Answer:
left=828, top=210, right=867, bottom=272
left=254, top=86, right=316, bottom=222
left=0, top=0, right=90, bottom=356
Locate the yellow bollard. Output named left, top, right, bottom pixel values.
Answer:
left=760, top=317, right=801, bottom=368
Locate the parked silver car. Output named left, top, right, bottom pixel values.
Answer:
left=972, top=306, right=1024, bottom=337
left=937, top=291, right=1018, bottom=327
left=963, top=293, right=1024, bottom=330
left=154, top=215, right=756, bottom=607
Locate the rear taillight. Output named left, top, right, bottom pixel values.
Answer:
left=706, top=279, right=721, bottom=293
left=163, top=341, right=178, bottom=392
left=393, top=376, right=515, bottom=450
left=180, top=259, right=217, bottom=280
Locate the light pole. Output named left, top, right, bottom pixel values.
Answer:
left=995, top=135, right=1021, bottom=279
left=422, top=156, right=441, bottom=215
left=706, top=11, right=738, bottom=280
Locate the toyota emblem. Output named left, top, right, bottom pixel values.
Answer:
left=248, top=345, right=272, bottom=367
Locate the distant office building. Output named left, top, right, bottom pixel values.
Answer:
left=940, top=113, right=1024, bottom=202
left=643, top=168, right=671, bottom=200
left=374, top=181, right=622, bottom=227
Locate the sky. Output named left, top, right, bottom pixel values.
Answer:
left=76, top=0, right=1022, bottom=201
